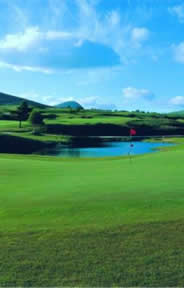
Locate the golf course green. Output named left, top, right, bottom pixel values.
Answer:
left=0, top=141, right=184, bottom=286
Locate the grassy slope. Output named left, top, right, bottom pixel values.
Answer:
left=1, top=145, right=184, bottom=286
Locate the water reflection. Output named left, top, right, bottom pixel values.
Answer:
left=37, top=141, right=174, bottom=158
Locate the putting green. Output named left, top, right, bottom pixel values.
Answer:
left=0, top=149, right=184, bottom=232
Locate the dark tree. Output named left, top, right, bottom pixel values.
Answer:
left=29, top=110, right=45, bottom=135
left=17, top=101, right=30, bottom=128
left=29, top=109, right=44, bottom=126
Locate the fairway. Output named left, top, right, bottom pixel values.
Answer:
left=1, top=149, right=184, bottom=286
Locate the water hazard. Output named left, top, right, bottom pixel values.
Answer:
left=36, top=141, right=174, bottom=158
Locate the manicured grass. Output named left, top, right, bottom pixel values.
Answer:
left=45, top=115, right=133, bottom=125
left=1, top=147, right=184, bottom=286
left=1, top=150, right=184, bottom=231
left=0, top=120, right=29, bottom=132
left=0, top=120, right=20, bottom=128
left=9, top=132, right=69, bottom=144
left=145, top=136, right=184, bottom=151
left=0, top=108, right=184, bottom=137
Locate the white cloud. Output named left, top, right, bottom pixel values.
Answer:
left=173, top=42, right=184, bottom=63
left=0, top=61, right=53, bottom=74
left=130, top=27, right=150, bottom=49
left=122, top=87, right=154, bottom=101
left=170, top=96, right=184, bottom=105
left=169, top=5, right=184, bottom=22
left=108, top=10, right=120, bottom=26
left=45, top=31, right=73, bottom=40
left=0, top=0, right=151, bottom=72
left=0, top=27, right=75, bottom=52
left=0, top=27, right=41, bottom=51
left=131, top=27, right=149, bottom=42
left=72, top=0, right=150, bottom=61
left=75, top=2, right=123, bottom=49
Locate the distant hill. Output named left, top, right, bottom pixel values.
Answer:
left=168, top=110, right=184, bottom=116
left=0, top=92, right=48, bottom=108
left=55, top=101, right=84, bottom=109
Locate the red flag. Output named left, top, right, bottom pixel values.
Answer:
left=130, top=128, right=136, bottom=136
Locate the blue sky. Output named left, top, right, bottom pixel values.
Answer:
left=1, top=0, right=184, bottom=111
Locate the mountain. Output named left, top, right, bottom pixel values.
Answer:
left=0, top=92, right=48, bottom=107
left=55, top=101, right=84, bottom=109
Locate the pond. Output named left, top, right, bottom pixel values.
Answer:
left=36, top=141, right=174, bottom=158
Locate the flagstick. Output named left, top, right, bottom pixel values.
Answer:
left=129, top=149, right=132, bottom=163
left=128, top=128, right=136, bottom=163
left=129, top=132, right=132, bottom=163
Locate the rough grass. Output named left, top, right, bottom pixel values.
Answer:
left=0, top=221, right=184, bottom=287
left=1, top=146, right=184, bottom=286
